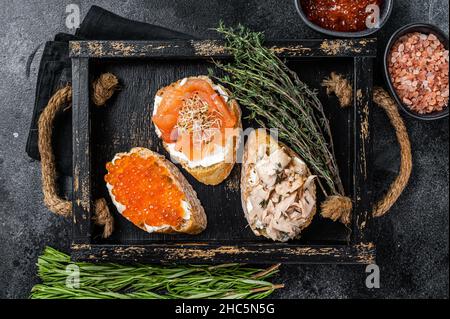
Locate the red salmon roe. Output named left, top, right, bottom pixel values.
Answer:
left=301, top=0, right=383, bottom=32
left=105, top=153, right=185, bottom=229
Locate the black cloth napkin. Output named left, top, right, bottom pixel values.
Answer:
left=26, top=5, right=193, bottom=177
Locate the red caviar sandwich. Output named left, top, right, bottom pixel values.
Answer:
left=152, top=76, right=242, bottom=185
left=105, top=147, right=206, bottom=235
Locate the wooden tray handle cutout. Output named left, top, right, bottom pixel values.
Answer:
left=322, top=73, right=413, bottom=219
left=38, top=73, right=119, bottom=238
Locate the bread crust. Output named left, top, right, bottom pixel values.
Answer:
left=154, top=76, right=242, bottom=186
left=241, top=129, right=317, bottom=240
left=107, top=147, right=207, bottom=235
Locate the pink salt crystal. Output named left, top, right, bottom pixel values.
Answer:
left=403, top=97, right=412, bottom=105
left=389, top=32, right=448, bottom=114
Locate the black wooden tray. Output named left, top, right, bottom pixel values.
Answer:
left=69, top=39, right=376, bottom=264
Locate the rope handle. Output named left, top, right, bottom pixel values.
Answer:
left=38, top=73, right=119, bottom=238
left=322, top=73, right=413, bottom=219
left=372, top=87, right=413, bottom=217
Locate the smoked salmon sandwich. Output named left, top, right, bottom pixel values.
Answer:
left=105, top=147, right=206, bottom=235
left=152, top=76, right=242, bottom=185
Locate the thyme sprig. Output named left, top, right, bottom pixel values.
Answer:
left=212, top=23, right=345, bottom=197
left=30, top=247, right=283, bottom=299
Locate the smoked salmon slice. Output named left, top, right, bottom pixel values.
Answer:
left=152, top=78, right=237, bottom=161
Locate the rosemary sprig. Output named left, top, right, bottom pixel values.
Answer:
left=212, top=23, right=345, bottom=197
left=30, top=247, right=283, bottom=299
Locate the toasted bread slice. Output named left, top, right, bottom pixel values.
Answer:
left=153, top=76, right=242, bottom=186
left=106, top=147, right=206, bottom=235
left=241, top=129, right=317, bottom=242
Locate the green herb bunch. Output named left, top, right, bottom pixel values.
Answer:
left=31, top=247, right=283, bottom=299
left=213, top=23, right=345, bottom=197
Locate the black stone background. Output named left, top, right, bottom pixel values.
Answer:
left=0, top=0, right=448, bottom=299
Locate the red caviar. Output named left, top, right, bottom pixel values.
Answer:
left=301, top=0, right=383, bottom=32
left=105, top=153, right=185, bottom=229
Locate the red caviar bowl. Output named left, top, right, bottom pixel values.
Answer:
left=383, top=23, right=449, bottom=121
left=294, top=0, right=393, bottom=38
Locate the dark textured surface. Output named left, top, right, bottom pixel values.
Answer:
left=0, top=0, right=448, bottom=298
